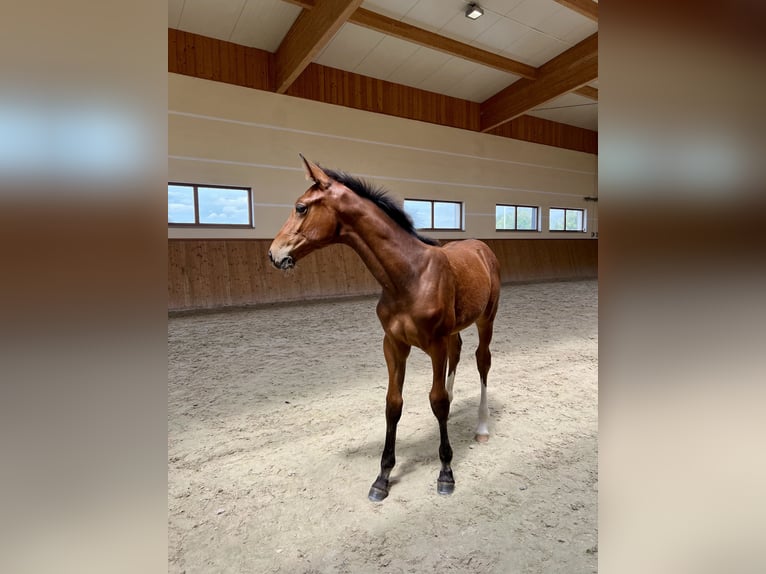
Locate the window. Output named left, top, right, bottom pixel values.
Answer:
left=496, top=204, right=539, bottom=231
left=549, top=207, right=585, bottom=232
left=168, top=183, right=253, bottom=227
left=403, top=199, right=463, bottom=231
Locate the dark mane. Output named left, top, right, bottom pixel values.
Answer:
left=323, top=167, right=440, bottom=246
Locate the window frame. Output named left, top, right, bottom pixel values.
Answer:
left=495, top=203, right=540, bottom=232
left=403, top=198, right=464, bottom=231
left=168, top=182, right=254, bottom=228
left=548, top=207, right=586, bottom=233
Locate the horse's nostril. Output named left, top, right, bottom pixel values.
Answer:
left=280, top=256, right=295, bottom=270
left=268, top=250, right=273, bottom=261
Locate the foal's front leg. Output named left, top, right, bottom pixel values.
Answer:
left=368, top=334, right=410, bottom=502
left=428, top=339, right=455, bottom=495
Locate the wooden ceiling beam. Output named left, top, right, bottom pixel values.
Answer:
left=553, top=0, right=599, bottom=22
left=274, top=0, right=363, bottom=94
left=349, top=8, right=537, bottom=80
left=480, top=33, right=597, bottom=132
left=573, top=85, right=598, bottom=100
left=282, top=0, right=537, bottom=80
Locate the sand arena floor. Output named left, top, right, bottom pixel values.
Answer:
left=168, top=279, right=598, bottom=573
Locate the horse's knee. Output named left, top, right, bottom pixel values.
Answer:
left=429, top=390, right=450, bottom=420
left=385, top=396, right=403, bottom=423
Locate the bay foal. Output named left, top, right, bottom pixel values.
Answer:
left=269, top=156, right=500, bottom=501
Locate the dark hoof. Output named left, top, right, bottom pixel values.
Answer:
left=437, top=480, right=455, bottom=495
left=437, top=470, right=455, bottom=496
left=368, top=479, right=389, bottom=502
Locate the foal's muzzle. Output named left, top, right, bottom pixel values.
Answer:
left=268, top=250, right=295, bottom=270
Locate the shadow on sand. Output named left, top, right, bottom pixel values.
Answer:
left=340, top=396, right=506, bottom=489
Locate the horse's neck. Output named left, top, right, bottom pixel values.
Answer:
left=337, top=201, right=429, bottom=295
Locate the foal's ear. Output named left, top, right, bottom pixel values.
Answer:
left=299, top=154, right=332, bottom=190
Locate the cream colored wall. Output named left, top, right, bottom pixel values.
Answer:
left=168, top=73, right=598, bottom=240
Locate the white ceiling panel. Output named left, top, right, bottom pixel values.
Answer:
left=230, top=0, right=301, bottom=52
left=386, top=45, right=452, bottom=87
left=507, top=0, right=563, bottom=28
left=438, top=8, right=502, bottom=44
left=473, top=16, right=529, bottom=53
left=535, top=5, right=593, bottom=41
left=529, top=93, right=598, bottom=130
left=533, top=35, right=572, bottom=64
left=361, top=0, right=419, bottom=20
left=417, top=56, right=480, bottom=94
left=444, top=66, right=519, bottom=102
left=315, top=24, right=386, bottom=71
left=480, top=0, right=525, bottom=14
left=401, top=0, right=462, bottom=33
left=556, top=18, right=598, bottom=45
left=354, top=35, right=420, bottom=80
left=503, top=28, right=567, bottom=67
left=168, top=0, right=185, bottom=29
left=535, top=92, right=592, bottom=108
left=178, top=0, right=246, bottom=42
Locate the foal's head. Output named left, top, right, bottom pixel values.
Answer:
left=268, top=155, right=343, bottom=270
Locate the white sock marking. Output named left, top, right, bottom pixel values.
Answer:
left=446, top=372, right=455, bottom=402
left=476, top=382, right=489, bottom=436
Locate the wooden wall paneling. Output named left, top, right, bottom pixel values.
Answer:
left=218, top=36, right=231, bottom=83
left=168, top=239, right=597, bottom=311
left=209, top=241, right=232, bottom=305
left=487, top=115, right=597, bottom=154
left=169, top=29, right=272, bottom=91
left=183, top=31, right=196, bottom=77
left=246, top=241, right=274, bottom=304
left=210, top=36, right=221, bottom=82
left=196, top=34, right=212, bottom=80
left=481, top=239, right=598, bottom=284
left=185, top=242, right=206, bottom=308
left=502, top=239, right=526, bottom=283
left=297, top=246, right=324, bottom=299
left=286, top=62, right=480, bottom=132
left=168, top=240, right=189, bottom=309
left=225, top=241, right=252, bottom=306
left=169, top=28, right=178, bottom=73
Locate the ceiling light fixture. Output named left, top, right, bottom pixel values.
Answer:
left=465, top=3, right=484, bottom=20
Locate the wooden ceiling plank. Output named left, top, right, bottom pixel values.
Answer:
left=281, top=0, right=537, bottom=80
left=553, top=0, right=598, bottom=22
left=274, top=0, right=363, bottom=94
left=573, top=85, right=598, bottom=100
left=480, top=33, right=597, bottom=132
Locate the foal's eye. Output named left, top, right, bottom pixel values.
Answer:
left=295, top=204, right=307, bottom=215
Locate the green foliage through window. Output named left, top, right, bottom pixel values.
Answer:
left=496, top=204, right=539, bottom=231
left=549, top=207, right=585, bottom=232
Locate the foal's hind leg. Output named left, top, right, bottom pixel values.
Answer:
left=446, top=333, right=462, bottom=403
left=368, top=334, right=410, bottom=502
left=474, top=319, right=494, bottom=443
